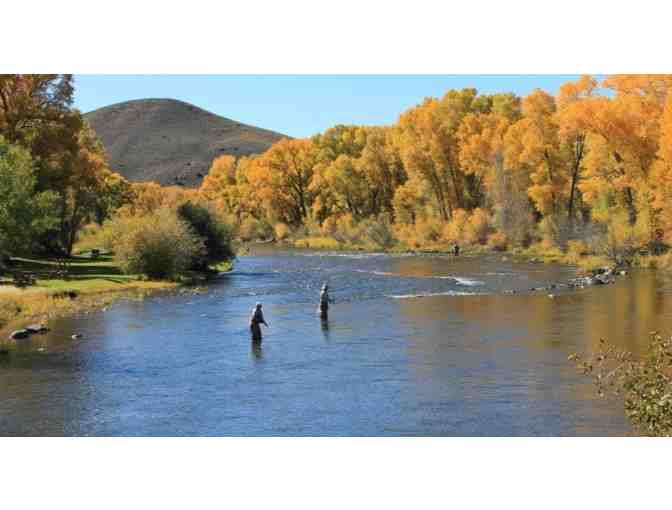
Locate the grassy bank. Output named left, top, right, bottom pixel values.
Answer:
left=0, top=254, right=233, bottom=337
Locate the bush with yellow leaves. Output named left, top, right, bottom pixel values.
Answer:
left=487, top=231, right=508, bottom=251
left=274, top=222, right=291, bottom=241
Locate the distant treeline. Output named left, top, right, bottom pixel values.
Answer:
left=197, top=75, right=672, bottom=261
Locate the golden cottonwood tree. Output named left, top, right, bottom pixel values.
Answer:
left=250, top=138, right=317, bottom=225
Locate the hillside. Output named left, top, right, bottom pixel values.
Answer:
left=84, top=98, right=287, bottom=186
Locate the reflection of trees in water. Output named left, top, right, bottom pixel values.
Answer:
left=579, top=270, right=670, bottom=356
left=393, top=271, right=672, bottom=433
left=395, top=270, right=672, bottom=358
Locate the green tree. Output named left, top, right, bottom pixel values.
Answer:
left=177, top=201, right=234, bottom=269
left=0, top=137, right=58, bottom=258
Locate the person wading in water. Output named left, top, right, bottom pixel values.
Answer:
left=318, top=284, right=333, bottom=320
left=250, top=303, right=269, bottom=342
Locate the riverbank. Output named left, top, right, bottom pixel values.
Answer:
left=0, top=254, right=233, bottom=345
left=261, top=235, right=614, bottom=274
left=266, top=232, right=672, bottom=275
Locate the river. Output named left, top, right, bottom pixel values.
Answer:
left=3, top=248, right=672, bottom=436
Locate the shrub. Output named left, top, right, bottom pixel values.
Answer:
left=294, top=236, right=341, bottom=250
left=538, top=215, right=565, bottom=248
left=465, top=208, right=491, bottom=245
left=394, top=223, right=421, bottom=249
left=239, top=217, right=273, bottom=241
left=274, top=222, right=291, bottom=241
left=111, top=209, right=205, bottom=279
left=320, top=216, right=339, bottom=237
left=487, top=232, right=508, bottom=251
left=177, top=201, right=234, bottom=269
left=567, top=240, right=589, bottom=258
left=334, top=214, right=362, bottom=244
left=440, top=209, right=491, bottom=246
left=570, top=333, right=672, bottom=436
left=414, top=218, right=442, bottom=244
left=442, top=210, right=469, bottom=244
left=362, top=216, right=397, bottom=250
left=598, top=211, right=644, bottom=262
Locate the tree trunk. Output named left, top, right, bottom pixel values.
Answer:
left=567, top=139, right=585, bottom=229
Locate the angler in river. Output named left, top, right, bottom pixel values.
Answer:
left=250, top=302, right=269, bottom=342
left=318, top=283, right=333, bottom=321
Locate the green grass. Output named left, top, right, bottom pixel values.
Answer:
left=1, top=254, right=146, bottom=292
left=0, top=253, right=218, bottom=334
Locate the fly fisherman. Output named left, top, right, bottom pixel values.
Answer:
left=250, top=302, right=269, bottom=342
left=318, top=284, right=333, bottom=320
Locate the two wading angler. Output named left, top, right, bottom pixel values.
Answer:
left=250, top=284, right=334, bottom=341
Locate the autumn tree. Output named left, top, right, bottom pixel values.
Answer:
left=251, top=138, right=318, bottom=225
left=199, top=154, right=242, bottom=217
left=651, top=92, right=672, bottom=245
left=458, top=104, right=533, bottom=244
left=555, top=75, right=597, bottom=226
left=0, top=75, right=82, bottom=189
left=53, top=123, right=129, bottom=255
left=396, top=98, right=456, bottom=221
left=356, top=126, right=406, bottom=219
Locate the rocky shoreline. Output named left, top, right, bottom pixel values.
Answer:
left=505, top=264, right=628, bottom=295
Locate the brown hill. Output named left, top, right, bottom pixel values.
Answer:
left=84, top=98, right=287, bottom=186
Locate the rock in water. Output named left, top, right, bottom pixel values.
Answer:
left=9, top=329, right=30, bottom=340
left=71, top=333, right=83, bottom=340
left=25, top=324, right=49, bottom=334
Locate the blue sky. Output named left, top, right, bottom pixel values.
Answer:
left=74, top=75, right=582, bottom=138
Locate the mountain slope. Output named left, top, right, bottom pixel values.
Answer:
left=84, top=98, right=287, bottom=186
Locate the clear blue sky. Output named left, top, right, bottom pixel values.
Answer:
left=74, top=75, right=582, bottom=138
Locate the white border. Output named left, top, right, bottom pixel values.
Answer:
left=3, top=438, right=671, bottom=509
left=3, top=1, right=671, bottom=73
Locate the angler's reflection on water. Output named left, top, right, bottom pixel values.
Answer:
left=320, top=317, right=330, bottom=341
left=251, top=339, right=263, bottom=360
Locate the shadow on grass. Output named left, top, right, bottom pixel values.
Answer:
left=9, top=256, right=122, bottom=277
left=1, top=256, right=142, bottom=287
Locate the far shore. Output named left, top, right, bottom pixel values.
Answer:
left=241, top=236, right=627, bottom=274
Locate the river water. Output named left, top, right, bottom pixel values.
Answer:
left=3, top=248, right=672, bottom=436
